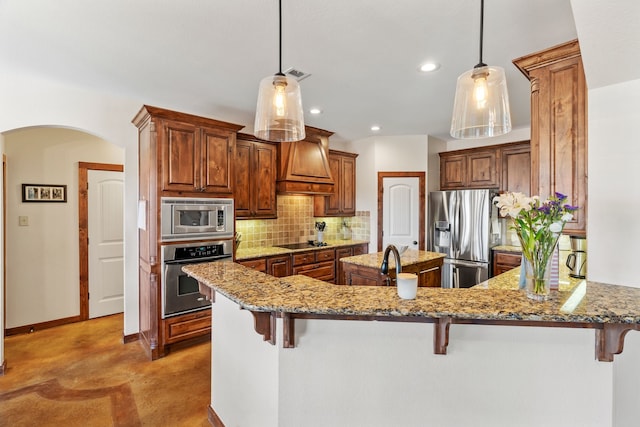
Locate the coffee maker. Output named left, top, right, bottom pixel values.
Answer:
left=566, top=236, right=587, bottom=279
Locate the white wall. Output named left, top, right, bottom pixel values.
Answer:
left=0, top=133, right=4, bottom=367
left=4, top=128, right=123, bottom=328
left=0, top=66, right=141, bottom=336
left=587, top=78, right=640, bottom=427
left=444, top=126, right=531, bottom=151
left=347, top=135, right=429, bottom=251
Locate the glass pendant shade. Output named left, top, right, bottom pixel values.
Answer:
left=254, top=74, right=305, bottom=142
left=450, top=65, right=512, bottom=139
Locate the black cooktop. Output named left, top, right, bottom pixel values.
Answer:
left=275, top=241, right=329, bottom=250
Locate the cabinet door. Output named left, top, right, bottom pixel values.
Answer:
left=341, top=155, right=356, bottom=215
left=160, top=119, right=199, bottom=193
left=467, top=151, right=497, bottom=188
left=267, top=255, right=291, bottom=277
left=234, top=140, right=252, bottom=217
left=353, top=243, right=368, bottom=256
left=322, top=155, right=342, bottom=215
left=292, top=260, right=335, bottom=282
left=514, top=40, right=587, bottom=235
left=335, top=247, right=353, bottom=285
left=200, top=127, right=234, bottom=194
left=418, top=265, right=441, bottom=288
left=501, top=143, right=531, bottom=195
left=253, top=142, right=277, bottom=217
left=440, top=154, right=467, bottom=189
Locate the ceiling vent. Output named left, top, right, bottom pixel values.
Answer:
left=284, top=67, right=311, bottom=82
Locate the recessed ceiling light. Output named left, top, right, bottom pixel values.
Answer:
left=309, top=108, right=322, bottom=115
left=419, top=62, right=440, bottom=73
left=371, top=125, right=381, bottom=132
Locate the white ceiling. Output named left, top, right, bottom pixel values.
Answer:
left=0, top=0, right=636, bottom=144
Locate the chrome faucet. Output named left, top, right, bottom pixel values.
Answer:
left=380, top=244, right=402, bottom=286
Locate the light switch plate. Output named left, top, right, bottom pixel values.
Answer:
left=18, top=215, right=28, bottom=226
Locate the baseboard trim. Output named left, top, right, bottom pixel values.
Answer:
left=0, top=359, right=6, bottom=376
left=123, top=332, right=140, bottom=344
left=5, top=315, right=82, bottom=336
left=208, top=405, right=225, bottom=427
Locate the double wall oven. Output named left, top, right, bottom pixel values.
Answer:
left=160, top=197, right=234, bottom=318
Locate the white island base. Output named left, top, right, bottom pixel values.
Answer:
left=210, top=292, right=611, bottom=427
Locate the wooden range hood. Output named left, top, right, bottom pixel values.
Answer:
left=276, top=126, right=335, bottom=195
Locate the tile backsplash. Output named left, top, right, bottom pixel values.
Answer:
left=235, top=195, right=370, bottom=248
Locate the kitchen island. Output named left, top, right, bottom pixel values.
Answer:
left=184, top=261, right=640, bottom=427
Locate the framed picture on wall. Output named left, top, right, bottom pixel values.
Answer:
left=22, top=184, right=67, bottom=203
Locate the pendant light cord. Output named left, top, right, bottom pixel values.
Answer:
left=477, top=0, right=486, bottom=68
left=277, top=0, right=284, bottom=76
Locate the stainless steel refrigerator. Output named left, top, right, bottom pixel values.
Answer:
left=428, top=189, right=499, bottom=288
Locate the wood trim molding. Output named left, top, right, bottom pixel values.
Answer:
left=377, top=171, right=426, bottom=252
left=0, top=359, right=5, bottom=376
left=122, top=333, right=140, bottom=344
left=78, top=162, right=124, bottom=321
left=5, top=315, right=82, bottom=336
left=208, top=405, right=226, bottom=427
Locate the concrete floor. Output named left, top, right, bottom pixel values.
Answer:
left=0, top=314, right=211, bottom=426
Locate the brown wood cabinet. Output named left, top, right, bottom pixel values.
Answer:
left=342, top=257, right=443, bottom=287
left=236, top=243, right=367, bottom=283
left=492, top=250, right=522, bottom=276
left=439, top=142, right=531, bottom=194
left=314, top=150, right=358, bottom=217
left=235, top=134, right=277, bottom=219
left=440, top=148, right=498, bottom=190
left=158, top=118, right=237, bottom=195
left=500, top=143, right=531, bottom=195
left=236, top=254, right=292, bottom=277
left=276, top=126, right=335, bottom=195
left=133, top=105, right=243, bottom=360
left=513, top=39, right=587, bottom=236
left=335, top=243, right=369, bottom=285
left=292, top=248, right=336, bottom=282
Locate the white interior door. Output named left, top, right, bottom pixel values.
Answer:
left=88, top=169, right=124, bottom=318
left=382, top=177, right=420, bottom=250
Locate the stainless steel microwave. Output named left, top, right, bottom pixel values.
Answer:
left=161, top=197, right=234, bottom=241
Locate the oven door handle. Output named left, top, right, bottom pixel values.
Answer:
left=164, top=255, right=232, bottom=265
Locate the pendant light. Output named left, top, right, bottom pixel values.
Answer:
left=254, top=0, right=305, bottom=142
left=450, top=0, right=511, bottom=139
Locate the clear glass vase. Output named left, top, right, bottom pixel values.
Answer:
left=523, top=256, right=552, bottom=301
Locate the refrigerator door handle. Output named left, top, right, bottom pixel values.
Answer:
left=446, top=259, right=488, bottom=268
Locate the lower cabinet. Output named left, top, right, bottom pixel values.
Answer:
left=163, top=309, right=212, bottom=345
left=492, top=250, right=522, bottom=276
left=292, top=249, right=336, bottom=282
left=236, top=255, right=291, bottom=277
left=342, top=258, right=443, bottom=287
left=236, top=243, right=367, bottom=283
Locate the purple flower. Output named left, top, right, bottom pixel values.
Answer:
left=555, top=192, right=567, bottom=201
left=563, top=204, right=578, bottom=211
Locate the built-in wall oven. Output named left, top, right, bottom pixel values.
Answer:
left=161, top=240, right=233, bottom=318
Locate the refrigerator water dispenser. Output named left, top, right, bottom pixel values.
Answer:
left=434, top=221, right=451, bottom=248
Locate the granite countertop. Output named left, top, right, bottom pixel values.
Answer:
left=183, top=260, right=640, bottom=325
left=339, top=249, right=445, bottom=268
left=492, top=245, right=522, bottom=253
left=235, top=239, right=369, bottom=261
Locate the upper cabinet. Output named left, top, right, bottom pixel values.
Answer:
left=439, top=142, right=530, bottom=194
left=135, top=105, right=243, bottom=197
left=513, top=40, right=587, bottom=236
left=314, top=150, right=358, bottom=217
left=439, top=147, right=498, bottom=190
left=276, top=126, right=335, bottom=195
left=235, top=133, right=278, bottom=219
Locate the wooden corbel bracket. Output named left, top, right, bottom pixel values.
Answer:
left=433, top=316, right=452, bottom=355
left=250, top=311, right=276, bottom=345
left=595, top=323, right=640, bottom=362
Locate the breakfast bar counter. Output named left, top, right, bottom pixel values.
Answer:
left=183, top=261, right=640, bottom=427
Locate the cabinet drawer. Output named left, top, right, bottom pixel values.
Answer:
left=293, top=260, right=335, bottom=282
left=292, top=252, right=316, bottom=266
left=163, top=310, right=211, bottom=344
left=316, top=249, right=335, bottom=262
left=236, top=258, right=267, bottom=272
left=494, top=252, right=522, bottom=268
